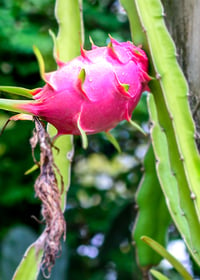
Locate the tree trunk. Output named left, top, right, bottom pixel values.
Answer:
left=162, top=0, right=200, bottom=147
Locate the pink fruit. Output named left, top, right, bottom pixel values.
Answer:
left=11, top=37, right=150, bottom=136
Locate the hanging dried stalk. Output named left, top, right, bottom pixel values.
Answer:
left=30, top=117, right=66, bottom=277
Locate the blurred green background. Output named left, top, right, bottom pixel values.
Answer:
left=0, top=1, right=196, bottom=279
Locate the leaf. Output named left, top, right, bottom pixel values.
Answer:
left=150, top=269, right=169, bottom=280
left=142, top=236, right=193, bottom=280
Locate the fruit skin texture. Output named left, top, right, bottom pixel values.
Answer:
left=18, top=37, right=150, bottom=136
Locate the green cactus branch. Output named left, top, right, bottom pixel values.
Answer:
left=148, top=93, right=200, bottom=264
left=55, top=0, right=84, bottom=61
left=136, top=0, right=200, bottom=265
left=133, top=145, right=171, bottom=268
left=135, top=0, right=200, bottom=215
left=48, top=0, right=84, bottom=211
left=121, top=0, right=171, bottom=270
left=135, top=0, right=200, bottom=219
left=121, top=0, right=200, bottom=272
left=12, top=1, right=84, bottom=279
left=121, top=0, right=200, bottom=271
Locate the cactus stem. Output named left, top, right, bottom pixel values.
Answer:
left=142, top=26, right=147, bottom=33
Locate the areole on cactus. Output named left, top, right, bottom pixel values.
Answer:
left=0, top=36, right=150, bottom=144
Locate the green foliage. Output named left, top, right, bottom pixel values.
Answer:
left=1, top=0, right=200, bottom=279
left=0, top=0, right=148, bottom=279
left=83, top=0, right=131, bottom=48
left=0, top=0, right=55, bottom=87
left=0, top=116, right=36, bottom=207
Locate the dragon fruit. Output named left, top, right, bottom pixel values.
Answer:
left=0, top=37, right=150, bottom=136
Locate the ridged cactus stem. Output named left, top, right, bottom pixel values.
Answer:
left=48, top=0, right=84, bottom=211
left=121, top=0, right=200, bottom=270
left=12, top=1, right=84, bottom=279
